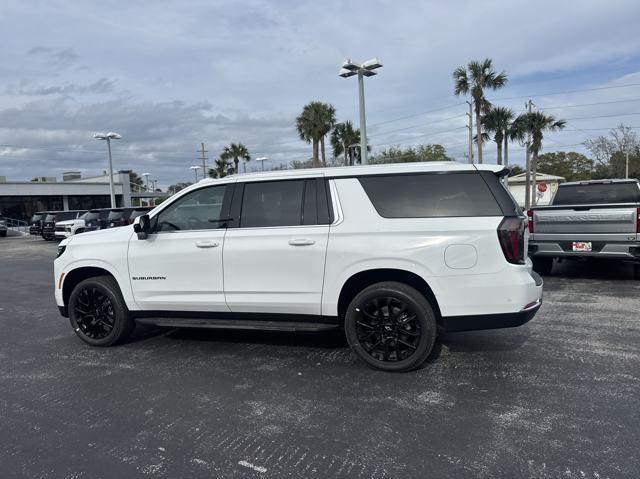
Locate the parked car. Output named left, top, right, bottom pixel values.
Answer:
left=29, top=212, right=46, bottom=236
left=107, top=207, right=151, bottom=228
left=0, top=216, right=7, bottom=237
left=54, top=162, right=542, bottom=372
left=54, top=211, right=92, bottom=239
left=83, top=209, right=111, bottom=232
left=43, top=211, right=85, bottom=241
left=528, top=179, right=640, bottom=277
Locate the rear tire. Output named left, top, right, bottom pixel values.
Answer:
left=532, top=257, right=553, bottom=276
left=345, top=281, right=436, bottom=372
left=634, top=263, right=640, bottom=280
left=0, top=231, right=6, bottom=237
left=68, top=276, right=134, bottom=346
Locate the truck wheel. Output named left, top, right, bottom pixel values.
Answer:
left=532, top=257, right=553, bottom=276
left=634, top=264, right=640, bottom=280
left=68, top=276, right=134, bottom=346
left=345, top=282, right=436, bottom=372
left=0, top=231, right=6, bottom=237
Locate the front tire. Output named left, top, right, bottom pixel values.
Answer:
left=0, top=231, right=6, bottom=237
left=68, top=276, right=134, bottom=346
left=345, top=282, right=436, bottom=372
left=532, top=257, right=553, bottom=276
left=634, top=263, right=640, bottom=280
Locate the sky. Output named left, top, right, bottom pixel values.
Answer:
left=1, top=0, right=640, bottom=188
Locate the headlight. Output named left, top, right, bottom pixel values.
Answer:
left=65, top=226, right=71, bottom=232
left=56, top=245, right=66, bottom=258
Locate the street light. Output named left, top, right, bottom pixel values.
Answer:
left=190, top=165, right=201, bottom=183
left=142, top=172, right=150, bottom=192
left=255, top=156, right=268, bottom=171
left=93, top=131, right=121, bottom=208
left=339, top=58, right=383, bottom=165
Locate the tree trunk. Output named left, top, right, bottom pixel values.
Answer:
left=320, top=136, right=327, bottom=167
left=344, top=141, right=349, bottom=166
left=312, top=139, right=319, bottom=167
left=496, top=140, right=503, bottom=165
left=531, top=151, right=538, bottom=206
left=476, top=110, right=483, bottom=164
left=234, top=158, right=239, bottom=174
left=504, top=133, right=509, bottom=167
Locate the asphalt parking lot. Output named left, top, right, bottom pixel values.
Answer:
left=1, top=236, right=639, bottom=478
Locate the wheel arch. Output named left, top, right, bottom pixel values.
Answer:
left=336, top=268, right=442, bottom=324
left=62, top=266, right=117, bottom=312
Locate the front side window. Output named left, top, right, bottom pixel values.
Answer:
left=240, top=180, right=305, bottom=228
left=155, top=185, right=226, bottom=232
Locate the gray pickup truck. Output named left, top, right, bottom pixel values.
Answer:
left=528, top=179, right=640, bottom=278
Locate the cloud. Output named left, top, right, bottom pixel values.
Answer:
left=27, top=46, right=81, bottom=71
left=1, top=0, right=640, bottom=185
left=6, top=78, right=116, bottom=97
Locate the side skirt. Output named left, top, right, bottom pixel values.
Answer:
left=132, top=311, right=340, bottom=333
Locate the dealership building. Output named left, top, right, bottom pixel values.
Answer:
left=0, top=171, right=134, bottom=222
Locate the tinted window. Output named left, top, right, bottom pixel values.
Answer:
left=56, top=212, right=80, bottom=221
left=241, top=180, right=304, bottom=228
left=85, top=211, right=101, bottom=221
left=552, top=183, right=640, bottom=205
left=155, top=185, right=226, bottom=231
left=129, top=209, right=149, bottom=220
left=108, top=210, right=126, bottom=220
left=358, top=173, right=502, bottom=218
left=31, top=214, right=44, bottom=222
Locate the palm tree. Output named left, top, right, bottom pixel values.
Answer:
left=208, top=158, right=233, bottom=178
left=296, top=101, right=336, bottom=167
left=513, top=112, right=566, bottom=206
left=331, top=121, right=361, bottom=166
left=481, top=106, right=514, bottom=165
left=453, top=58, right=508, bottom=164
left=220, top=143, right=250, bottom=174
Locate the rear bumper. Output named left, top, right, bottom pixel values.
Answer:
left=441, top=301, right=541, bottom=332
left=529, top=240, right=640, bottom=261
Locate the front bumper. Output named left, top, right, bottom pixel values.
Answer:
left=54, top=230, right=71, bottom=239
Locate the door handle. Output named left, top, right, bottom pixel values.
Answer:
left=288, top=238, right=315, bottom=246
left=195, top=241, right=219, bottom=248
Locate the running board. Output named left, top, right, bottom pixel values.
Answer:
left=135, top=317, right=340, bottom=332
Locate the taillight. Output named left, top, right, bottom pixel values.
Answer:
left=498, top=217, right=526, bottom=265
left=527, top=209, right=534, bottom=233
left=637, top=207, right=640, bottom=234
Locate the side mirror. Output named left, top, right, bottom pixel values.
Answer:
left=133, top=214, right=151, bottom=240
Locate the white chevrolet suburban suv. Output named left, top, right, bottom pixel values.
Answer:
left=54, top=162, right=542, bottom=371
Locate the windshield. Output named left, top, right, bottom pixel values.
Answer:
left=56, top=212, right=79, bottom=221
left=45, top=214, right=56, bottom=222
left=553, top=182, right=640, bottom=205
left=108, top=210, right=126, bottom=220
left=32, top=214, right=43, bottom=222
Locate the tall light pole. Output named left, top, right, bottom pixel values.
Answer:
left=339, top=58, right=383, bottom=165
left=190, top=165, right=201, bottom=183
left=142, top=172, right=150, bottom=192
left=256, top=156, right=268, bottom=171
left=93, top=132, right=121, bottom=208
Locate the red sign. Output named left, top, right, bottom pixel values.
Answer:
left=537, top=182, right=548, bottom=193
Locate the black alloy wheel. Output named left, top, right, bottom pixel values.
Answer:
left=69, top=276, right=134, bottom=346
left=355, top=296, right=421, bottom=362
left=73, top=287, right=116, bottom=340
left=345, top=282, right=436, bottom=372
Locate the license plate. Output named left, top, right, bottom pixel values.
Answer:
left=572, top=241, right=592, bottom=252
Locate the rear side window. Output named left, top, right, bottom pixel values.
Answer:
left=358, top=173, right=502, bottom=218
left=240, top=180, right=305, bottom=228
left=552, top=183, right=640, bottom=205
